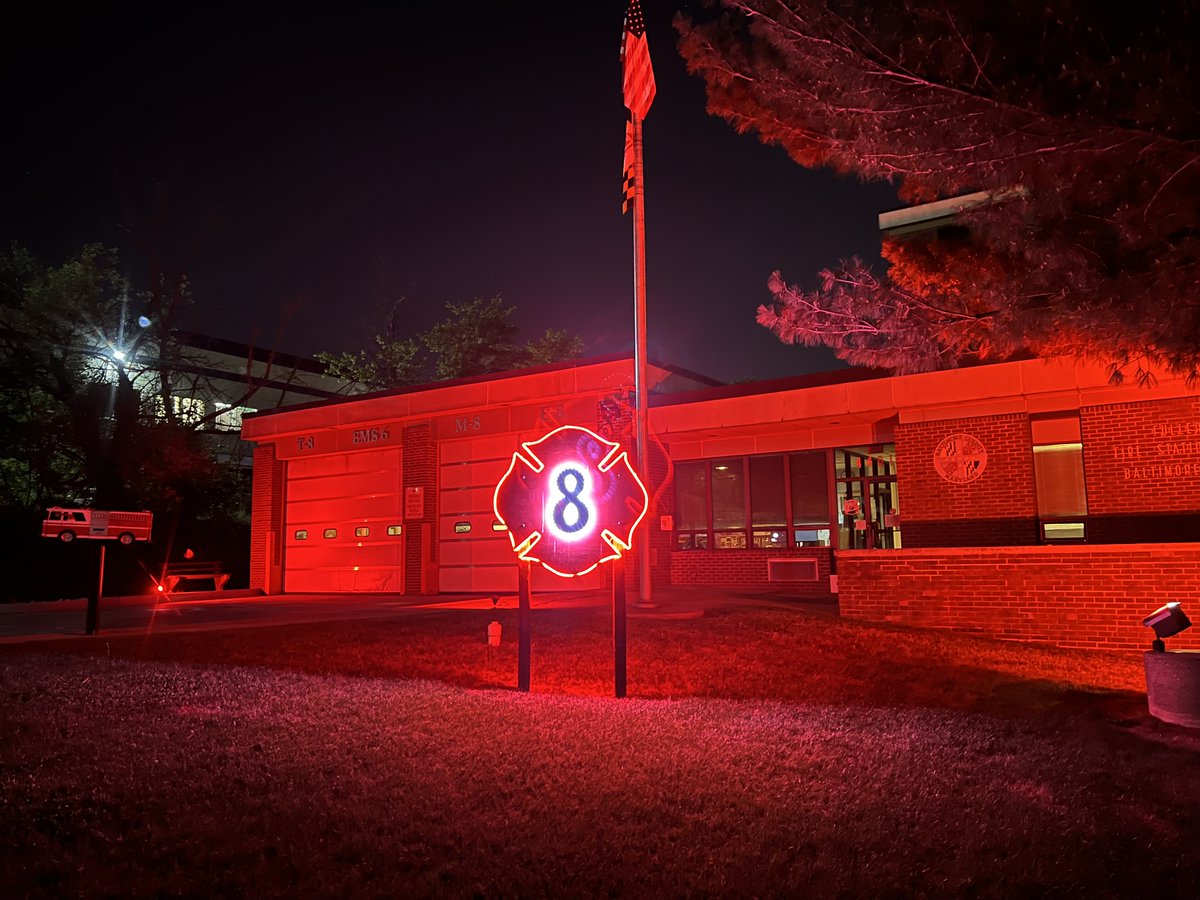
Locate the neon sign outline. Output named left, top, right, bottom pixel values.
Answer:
left=493, top=424, right=648, bottom=578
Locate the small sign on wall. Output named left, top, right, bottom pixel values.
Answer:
left=405, top=486, right=424, bottom=519
left=659, top=515, right=674, bottom=531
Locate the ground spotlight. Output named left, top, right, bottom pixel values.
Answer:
left=1143, top=602, right=1191, bottom=652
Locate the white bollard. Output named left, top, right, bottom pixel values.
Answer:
left=487, top=620, right=502, bottom=647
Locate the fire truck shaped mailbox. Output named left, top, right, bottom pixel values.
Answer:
left=40, top=507, right=154, bottom=636
left=42, top=508, right=154, bottom=545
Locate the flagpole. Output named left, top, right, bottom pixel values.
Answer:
left=631, top=111, right=653, bottom=607
left=622, top=0, right=655, bottom=607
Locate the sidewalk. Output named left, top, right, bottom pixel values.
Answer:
left=0, top=586, right=836, bottom=643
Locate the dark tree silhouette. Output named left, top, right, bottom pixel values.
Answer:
left=321, top=296, right=584, bottom=390
left=677, top=1, right=1200, bottom=382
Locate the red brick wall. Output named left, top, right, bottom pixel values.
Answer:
left=402, top=424, right=436, bottom=595
left=896, top=413, right=1038, bottom=546
left=1082, top=397, right=1200, bottom=514
left=671, top=548, right=833, bottom=594
left=249, top=444, right=285, bottom=592
left=838, top=545, right=1200, bottom=652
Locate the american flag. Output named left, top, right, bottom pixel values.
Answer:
left=621, top=0, right=655, bottom=119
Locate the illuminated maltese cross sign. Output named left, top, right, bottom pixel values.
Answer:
left=493, top=425, right=648, bottom=578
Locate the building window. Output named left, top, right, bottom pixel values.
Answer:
left=1034, top=442, right=1087, bottom=541
left=674, top=461, right=708, bottom=550
left=215, top=403, right=256, bottom=431
left=355, top=526, right=370, bottom=537
left=386, top=525, right=403, bottom=536
left=151, top=395, right=206, bottom=425
left=710, top=459, right=746, bottom=548
left=750, top=456, right=786, bottom=549
left=673, top=450, right=848, bottom=550
left=323, top=528, right=337, bottom=539
left=790, top=452, right=831, bottom=546
left=294, top=530, right=308, bottom=540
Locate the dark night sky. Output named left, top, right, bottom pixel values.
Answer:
left=2, top=2, right=900, bottom=385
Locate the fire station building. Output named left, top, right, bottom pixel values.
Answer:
left=241, top=353, right=1200, bottom=652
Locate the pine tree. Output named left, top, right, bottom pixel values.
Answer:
left=677, top=1, right=1200, bottom=381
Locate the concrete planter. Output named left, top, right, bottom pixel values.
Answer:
left=1144, top=650, right=1200, bottom=729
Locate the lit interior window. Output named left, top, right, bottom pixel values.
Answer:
left=386, top=525, right=402, bottom=536
left=294, top=530, right=308, bottom=540
left=323, top=528, right=337, bottom=539
left=355, top=526, right=370, bottom=537
left=1043, top=522, right=1085, bottom=541
left=454, top=521, right=471, bottom=534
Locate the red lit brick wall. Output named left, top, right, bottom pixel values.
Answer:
left=1082, top=397, right=1200, bottom=514
left=670, top=548, right=833, bottom=595
left=402, top=424, right=436, bottom=595
left=896, top=413, right=1038, bottom=546
left=249, top=444, right=285, bottom=591
left=838, top=545, right=1200, bottom=652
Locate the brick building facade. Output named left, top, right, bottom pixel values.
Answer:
left=242, top=354, right=1200, bottom=652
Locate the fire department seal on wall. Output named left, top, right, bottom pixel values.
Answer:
left=933, top=433, right=988, bottom=484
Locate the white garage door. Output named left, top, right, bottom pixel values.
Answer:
left=284, top=448, right=404, bottom=592
left=439, top=434, right=604, bottom=594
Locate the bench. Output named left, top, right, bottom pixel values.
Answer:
left=161, top=560, right=231, bottom=594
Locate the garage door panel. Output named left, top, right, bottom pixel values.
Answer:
left=286, top=567, right=404, bottom=593
left=288, top=472, right=399, bottom=502
left=438, top=512, right=502, bottom=541
left=288, top=456, right=347, bottom=479
left=310, top=544, right=403, bottom=567
left=440, top=460, right=509, bottom=489
left=288, top=498, right=403, bottom=525
left=439, top=485, right=501, bottom=515
left=284, top=447, right=403, bottom=594
left=439, top=538, right=515, bottom=567
left=286, top=541, right=401, bottom=568
left=289, top=449, right=400, bottom=478
left=440, top=435, right=604, bottom=594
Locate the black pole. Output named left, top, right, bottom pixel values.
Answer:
left=86, top=542, right=106, bottom=635
left=518, top=559, right=531, bottom=692
left=613, top=554, right=627, bottom=698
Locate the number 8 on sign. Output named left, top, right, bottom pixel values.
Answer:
left=547, top=465, right=592, bottom=539
left=493, top=424, right=648, bottom=578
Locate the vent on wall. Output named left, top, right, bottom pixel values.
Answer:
left=767, top=558, right=819, bottom=582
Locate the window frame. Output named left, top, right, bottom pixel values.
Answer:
left=672, top=450, right=840, bottom=551
left=1033, top=439, right=1088, bottom=544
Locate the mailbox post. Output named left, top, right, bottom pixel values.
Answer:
left=40, top=507, right=154, bottom=635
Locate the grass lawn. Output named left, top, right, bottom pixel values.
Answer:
left=2, top=604, right=1199, bottom=897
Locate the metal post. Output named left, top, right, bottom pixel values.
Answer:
left=631, top=112, right=654, bottom=607
left=518, top=558, right=531, bottom=692
left=613, top=554, right=627, bottom=698
left=86, top=543, right=105, bottom=635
